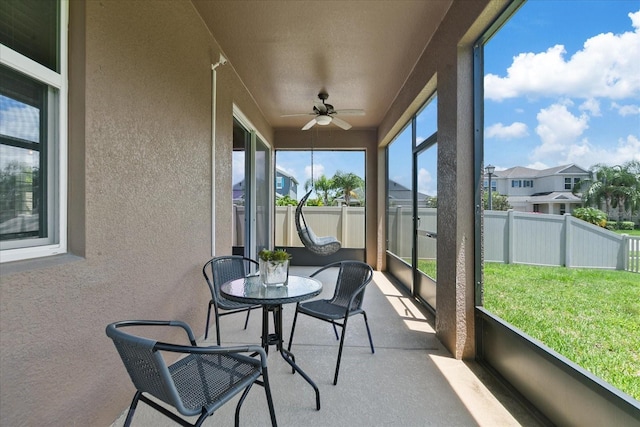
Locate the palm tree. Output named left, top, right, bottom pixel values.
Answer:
left=610, top=160, right=640, bottom=221
left=332, top=171, right=364, bottom=206
left=304, top=174, right=334, bottom=206
left=576, top=161, right=640, bottom=221
left=574, top=164, right=616, bottom=216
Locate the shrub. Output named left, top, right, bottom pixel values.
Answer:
left=572, top=207, right=607, bottom=228
left=619, top=221, right=635, bottom=230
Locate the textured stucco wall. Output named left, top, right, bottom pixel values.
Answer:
left=376, top=0, right=507, bottom=359
left=0, top=1, right=270, bottom=425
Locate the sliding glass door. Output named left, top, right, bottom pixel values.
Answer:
left=232, top=116, right=272, bottom=259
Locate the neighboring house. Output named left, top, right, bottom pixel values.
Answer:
left=484, top=164, right=589, bottom=214
left=234, top=168, right=298, bottom=204
left=275, top=168, right=298, bottom=199
left=388, top=179, right=431, bottom=208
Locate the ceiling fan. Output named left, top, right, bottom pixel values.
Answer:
left=281, top=92, right=364, bottom=130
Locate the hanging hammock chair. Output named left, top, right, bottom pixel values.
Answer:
left=295, top=190, right=341, bottom=256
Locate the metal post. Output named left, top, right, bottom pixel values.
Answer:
left=486, top=164, right=495, bottom=210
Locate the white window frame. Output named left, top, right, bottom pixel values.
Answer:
left=0, top=1, right=68, bottom=263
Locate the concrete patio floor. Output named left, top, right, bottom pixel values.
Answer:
left=111, top=266, right=545, bottom=427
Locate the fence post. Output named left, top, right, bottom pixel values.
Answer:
left=620, top=234, right=629, bottom=271
left=341, top=205, right=348, bottom=246
left=507, top=209, right=514, bottom=264
left=396, top=206, right=404, bottom=255
left=286, top=205, right=294, bottom=246
left=564, top=214, right=572, bottom=268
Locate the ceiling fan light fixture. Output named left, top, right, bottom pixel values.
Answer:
left=316, top=115, right=332, bottom=125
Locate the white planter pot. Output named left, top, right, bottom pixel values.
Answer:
left=259, top=259, right=289, bottom=286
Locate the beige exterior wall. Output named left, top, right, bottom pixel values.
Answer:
left=0, top=1, right=271, bottom=425
left=0, top=0, right=509, bottom=425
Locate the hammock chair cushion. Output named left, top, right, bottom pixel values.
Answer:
left=295, top=191, right=341, bottom=256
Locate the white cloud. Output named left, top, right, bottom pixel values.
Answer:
left=565, top=134, right=640, bottom=167
left=485, top=10, right=640, bottom=101
left=579, top=98, right=601, bottom=116
left=611, top=102, right=640, bottom=116
left=533, top=103, right=590, bottom=159
left=417, top=168, right=434, bottom=195
left=485, top=122, right=529, bottom=139
left=304, top=163, right=325, bottom=180
left=526, top=161, right=550, bottom=170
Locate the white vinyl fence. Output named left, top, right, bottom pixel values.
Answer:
left=235, top=205, right=639, bottom=273
left=485, top=210, right=639, bottom=273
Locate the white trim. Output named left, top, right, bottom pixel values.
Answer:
left=210, top=67, right=218, bottom=256
left=0, top=0, right=68, bottom=263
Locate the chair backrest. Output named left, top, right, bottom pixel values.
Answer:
left=317, top=261, right=373, bottom=310
left=203, top=256, right=257, bottom=304
left=106, top=323, right=185, bottom=413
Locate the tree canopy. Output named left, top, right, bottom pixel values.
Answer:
left=575, top=161, right=640, bottom=221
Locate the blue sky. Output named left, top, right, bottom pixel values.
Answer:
left=273, top=1, right=640, bottom=198
left=484, top=1, right=640, bottom=173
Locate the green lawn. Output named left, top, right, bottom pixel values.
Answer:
left=614, top=228, right=640, bottom=237
left=482, top=263, right=640, bottom=400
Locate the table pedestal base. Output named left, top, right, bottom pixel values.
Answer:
left=262, top=305, right=320, bottom=410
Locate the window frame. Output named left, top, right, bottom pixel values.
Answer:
left=0, top=0, right=68, bottom=262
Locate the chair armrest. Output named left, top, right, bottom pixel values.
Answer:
left=110, top=320, right=197, bottom=346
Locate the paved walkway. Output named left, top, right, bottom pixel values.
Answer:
left=111, top=267, right=543, bottom=427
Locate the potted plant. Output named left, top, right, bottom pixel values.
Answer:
left=258, top=249, right=292, bottom=286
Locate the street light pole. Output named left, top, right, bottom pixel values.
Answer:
left=486, top=164, right=495, bottom=210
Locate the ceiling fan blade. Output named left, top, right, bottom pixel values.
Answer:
left=280, top=112, right=315, bottom=117
left=335, top=109, right=365, bottom=116
left=331, top=116, right=352, bottom=130
left=301, top=117, right=317, bottom=131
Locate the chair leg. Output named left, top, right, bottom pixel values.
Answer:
left=331, top=321, right=339, bottom=340
left=204, top=303, right=213, bottom=340
left=123, top=391, right=142, bottom=427
left=234, top=384, right=254, bottom=427
left=333, top=316, right=350, bottom=385
left=287, top=304, right=300, bottom=352
left=262, top=367, right=278, bottom=426
left=214, top=306, right=222, bottom=346
left=243, top=308, right=251, bottom=330
left=362, top=311, right=375, bottom=354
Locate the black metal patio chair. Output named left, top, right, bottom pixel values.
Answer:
left=203, top=256, right=261, bottom=345
left=287, top=261, right=375, bottom=385
left=106, top=320, right=277, bottom=427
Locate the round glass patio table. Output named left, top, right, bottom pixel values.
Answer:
left=220, top=274, right=323, bottom=410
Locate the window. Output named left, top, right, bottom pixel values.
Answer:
left=275, top=176, right=284, bottom=190
left=483, top=179, right=497, bottom=191
left=481, top=0, right=640, bottom=401
left=275, top=150, right=365, bottom=249
left=0, top=0, right=67, bottom=261
left=523, top=180, right=533, bottom=188
left=511, top=180, right=521, bottom=188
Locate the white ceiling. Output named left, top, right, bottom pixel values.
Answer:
left=193, top=1, right=452, bottom=131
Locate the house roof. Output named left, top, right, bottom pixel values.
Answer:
left=388, top=179, right=430, bottom=201
left=508, top=191, right=583, bottom=204
left=491, top=164, right=589, bottom=179
left=276, top=167, right=299, bottom=184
